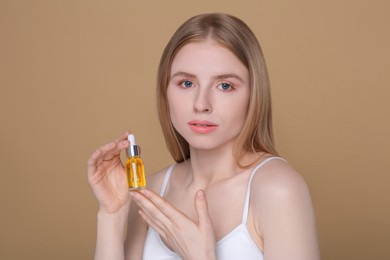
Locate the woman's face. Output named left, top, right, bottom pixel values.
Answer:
left=167, top=39, right=250, bottom=151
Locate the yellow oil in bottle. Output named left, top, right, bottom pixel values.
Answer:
left=126, top=156, right=146, bottom=190
left=126, top=134, right=146, bottom=190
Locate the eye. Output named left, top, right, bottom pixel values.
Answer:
left=218, top=82, right=233, bottom=91
left=180, top=80, right=194, bottom=88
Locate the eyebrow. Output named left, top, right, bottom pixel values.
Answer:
left=171, top=71, right=196, bottom=79
left=171, top=71, right=245, bottom=83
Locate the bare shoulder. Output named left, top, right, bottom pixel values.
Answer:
left=251, top=158, right=311, bottom=201
left=145, top=164, right=175, bottom=194
left=250, top=158, right=320, bottom=258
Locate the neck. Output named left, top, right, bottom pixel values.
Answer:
left=181, top=145, right=268, bottom=188
left=183, top=142, right=245, bottom=188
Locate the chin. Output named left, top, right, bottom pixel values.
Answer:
left=177, top=129, right=239, bottom=151
left=188, top=137, right=235, bottom=151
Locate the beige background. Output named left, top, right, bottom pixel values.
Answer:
left=1, top=0, right=389, bottom=259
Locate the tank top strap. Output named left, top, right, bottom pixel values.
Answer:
left=159, top=164, right=176, bottom=197
left=242, top=157, right=286, bottom=224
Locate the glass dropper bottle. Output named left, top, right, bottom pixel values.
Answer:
left=126, top=134, right=146, bottom=190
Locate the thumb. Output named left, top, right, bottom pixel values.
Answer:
left=195, top=189, right=212, bottom=227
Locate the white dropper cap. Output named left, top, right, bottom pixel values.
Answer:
left=128, top=134, right=136, bottom=146
left=127, top=134, right=140, bottom=157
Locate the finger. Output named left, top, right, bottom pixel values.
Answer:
left=131, top=191, right=173, bottom=230
left=88, top=133, right=130, bottom=165
left=137, top=209, right=168, bottom=240
left=139, top=189, right=186, bottom=220
left=87, top=149, right=101, bottom=184
left=114, top=131, right=131, bottom=142
left=100, top=139, right=128, bottom=162
left=101, top=142, right=119, bottom=159
left=87, top=147, right=101, bottom=167
left=195, top=190, right=213, bottom=228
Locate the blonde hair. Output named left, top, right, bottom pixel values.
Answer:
left=157, top=13, right=278, bottom=165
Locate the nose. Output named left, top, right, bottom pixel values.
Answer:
left=193, top=88, right=212, bottom=113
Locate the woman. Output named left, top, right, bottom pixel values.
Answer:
left=87, top=13, right=320, bottom=259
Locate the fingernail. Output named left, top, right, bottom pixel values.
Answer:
left=197, top=190, right=205, bottom=200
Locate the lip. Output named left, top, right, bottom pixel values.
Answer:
left=188, top=120, right=218, bottom=134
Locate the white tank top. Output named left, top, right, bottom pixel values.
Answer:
left=142, top=157, right=284, bottom=260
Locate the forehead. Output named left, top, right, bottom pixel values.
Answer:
left=170, top=39, right=248, bottom=78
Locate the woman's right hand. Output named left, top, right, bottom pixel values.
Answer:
left=87, top=131, right=131, bottom=214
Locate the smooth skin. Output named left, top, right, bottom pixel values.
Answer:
left=87, top=39, right=320, bottom=260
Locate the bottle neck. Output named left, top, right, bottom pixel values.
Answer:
left=127, top=145, right=141, bottom=157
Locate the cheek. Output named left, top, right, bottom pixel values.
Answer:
left=167, top=87, right=177, bottom=112
left=233, top=97, right=251, bottom=131
left=225, top=93, right=250, bottom=122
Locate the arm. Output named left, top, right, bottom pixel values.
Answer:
left=95, top=205, right=130, bottom=260
left=252, top=160, right=320, bottom=259
left=87, top=132, right=132, bottom=260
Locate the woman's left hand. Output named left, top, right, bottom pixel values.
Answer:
left=130, top=189, right=217, bottom=260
